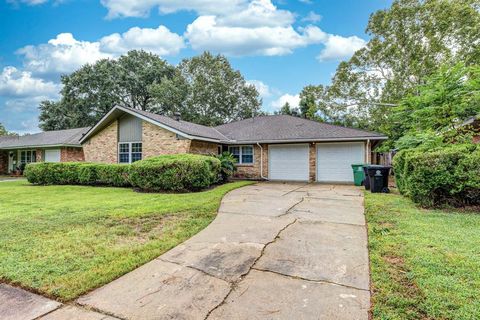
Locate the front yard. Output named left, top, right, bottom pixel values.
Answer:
left=366, top=191, right=480, bottom=319
left=0, top=180, right=252, bottom=301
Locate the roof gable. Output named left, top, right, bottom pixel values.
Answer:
left=80, top=106, right=226, bottom=144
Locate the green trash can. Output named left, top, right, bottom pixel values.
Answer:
left=351, top=164, right=366, bottom=186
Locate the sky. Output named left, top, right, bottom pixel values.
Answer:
left=0, top=0, right=392, bottom=134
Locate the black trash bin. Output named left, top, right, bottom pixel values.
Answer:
left=366, top=165, right=391, bottom=193
left=362, top=166, right=370, bottom=190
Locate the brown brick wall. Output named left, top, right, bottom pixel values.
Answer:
left=61, top=147, right=85, bottom=162
left=234, top=144, right=268, bottom=180
left=83, top=121, right=118, bottom=163
left=189, top=140, right=218, bottom=155
left=0, top=150, right=8, bottom=174
left=142, top=121, right=191, bottom=159
left=35, top=149, right=43, bottom=162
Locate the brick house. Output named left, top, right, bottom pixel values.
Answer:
left=1, top=106, right=387, bottom=183
left=0, top=128, right=87, bottom=174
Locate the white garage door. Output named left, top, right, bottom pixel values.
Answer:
left=269, top=144, right=309, bottom=181
left=316, top=142, right=365, bottom=183
left=44, top=149, right=61, bottom=163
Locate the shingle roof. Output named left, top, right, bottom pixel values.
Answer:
left=0, top=127, right=90, bottom=149
left=130, top=108, right=228, bottom=141
left=214, top=115, right=387, bottom=143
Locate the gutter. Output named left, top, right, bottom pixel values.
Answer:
left=256, top=142, right=268, bottom=180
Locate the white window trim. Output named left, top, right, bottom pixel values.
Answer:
left=20, top=150, right=37, bottom=164
left=118, top=142, right=142, bottom=164
left=228, top=145, right=254, bottom=165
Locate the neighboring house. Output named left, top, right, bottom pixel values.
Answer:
left=0, top=106, right=387, bottom=183
left=0, top=128, right=87, bottom=174
left=460, top=115, right=480, bottom=143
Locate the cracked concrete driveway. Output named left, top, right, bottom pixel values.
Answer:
left=73, top=182, right=370, bottom=320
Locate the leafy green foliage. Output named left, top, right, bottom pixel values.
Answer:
left=393, top=144, right=480, bottom=207
left=129, top=154, right=221, bottom=192
left=25, top=154, right=221, bottom=192
left=39, top=51, right=176, bottom=130
left=299, top=0, right=480, bottom=139
left=383, top=63, right=480, bottom=150
left=151, top=52, right=262, bottom=126
left=39, top=51, right=261, bottom=130
left=0, top=123, right=17, bottom=136
left=216, top=152, right=237, bottom=182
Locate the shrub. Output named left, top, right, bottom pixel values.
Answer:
left=393, top=144, right=480, bottom=207
left=77, top=163, right=130, bottom=187
left=216, top=152, right=237, bottom=182
left=25, top=162, right=83, bottom=185
left=129, top=154, right=221, bottom=192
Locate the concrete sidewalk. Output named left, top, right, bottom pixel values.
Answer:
left=75, top=182, right=371, bottom=320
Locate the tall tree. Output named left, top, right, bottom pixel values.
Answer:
left=39, top=50, right=176, bottom=130
left=152, top=52, right=262, bottom=126
left=275, top=102, right=300, bottom=116
left=0, top=123, right=15, bottom=136
left=390, top=63, right=480, bottom=150
left=300, top=0, right=480, bottom=132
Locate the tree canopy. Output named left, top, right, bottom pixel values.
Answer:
left=39, top=51, right=261, bottom=130
left=299, top=0, right=480, bottom=142
left=151, top=52, right=261, bottom=126
left=0, top=123, right=16, bottom=136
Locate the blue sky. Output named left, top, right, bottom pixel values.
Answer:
left=0, top=0, right=391, bottom=134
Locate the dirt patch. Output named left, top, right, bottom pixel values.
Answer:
left=108, top=214, right=183, bottom=246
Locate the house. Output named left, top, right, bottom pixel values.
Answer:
left=0, top=106, right=387, bottom=183
left=460, top=115, right=480, bottom=144
left=0, top=128, right=88, bottom=174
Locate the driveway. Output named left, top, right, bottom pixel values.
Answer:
left=2, top=182, right=370, bottom=319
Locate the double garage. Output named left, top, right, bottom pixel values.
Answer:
left=268, top=142, right=366, bottom=183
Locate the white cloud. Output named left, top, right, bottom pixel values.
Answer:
left=100, top=26, right=185, bottom=56
left=17, top=27, right=184, bottom=75
left=302, top=11, right=322, bottom=23
left=217, top=0, right=294, bottom=27
left=17, top=33, right=111, bottom=75
left=7, top=0, right=48, bottom=5
left=185, top=16, right=326, bottom=56
left=271, top=93, right=300, bottom=110
left=0, top=66, right=60, bottom=98
left=247, top=80, right=271, bottom=98
left=317, top=34, right=366, bottom=61
left=101, top=0, right=246, bottom=19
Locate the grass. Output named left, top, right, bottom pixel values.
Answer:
left=0, top=180, right=252, bottom=301
left=365, top=191, right=480, bottom=320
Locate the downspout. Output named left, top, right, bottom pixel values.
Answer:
left=256, top=142, right=268, bottom=180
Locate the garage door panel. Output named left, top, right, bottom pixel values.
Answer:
left=316, top=143, right=364, bottom=183
left=269, top=144, right=309, bottom=181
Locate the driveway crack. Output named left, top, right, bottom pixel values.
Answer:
left=250, top=268, right=370, bottom=292
left=204, top=218, right=298, bottom=319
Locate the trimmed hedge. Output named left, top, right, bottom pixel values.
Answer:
left=393, top=144, right=480, bottom=207
left=129, top=154, right=221, bottom=192
left=24, top=154, right=221, bottom=192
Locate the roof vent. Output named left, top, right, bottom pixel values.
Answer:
left=174, top=112, right=181, bottom=121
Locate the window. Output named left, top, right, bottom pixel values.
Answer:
left=228, top=145, right=254, bottom=164
left=118, top=142, right=142, bottom=164
left=20, top=150, right=37, bottom=165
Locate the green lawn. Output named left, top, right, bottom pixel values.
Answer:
left=0, top=180, right=252, bottom=301
left=366, top=191, right=480, bottom=320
